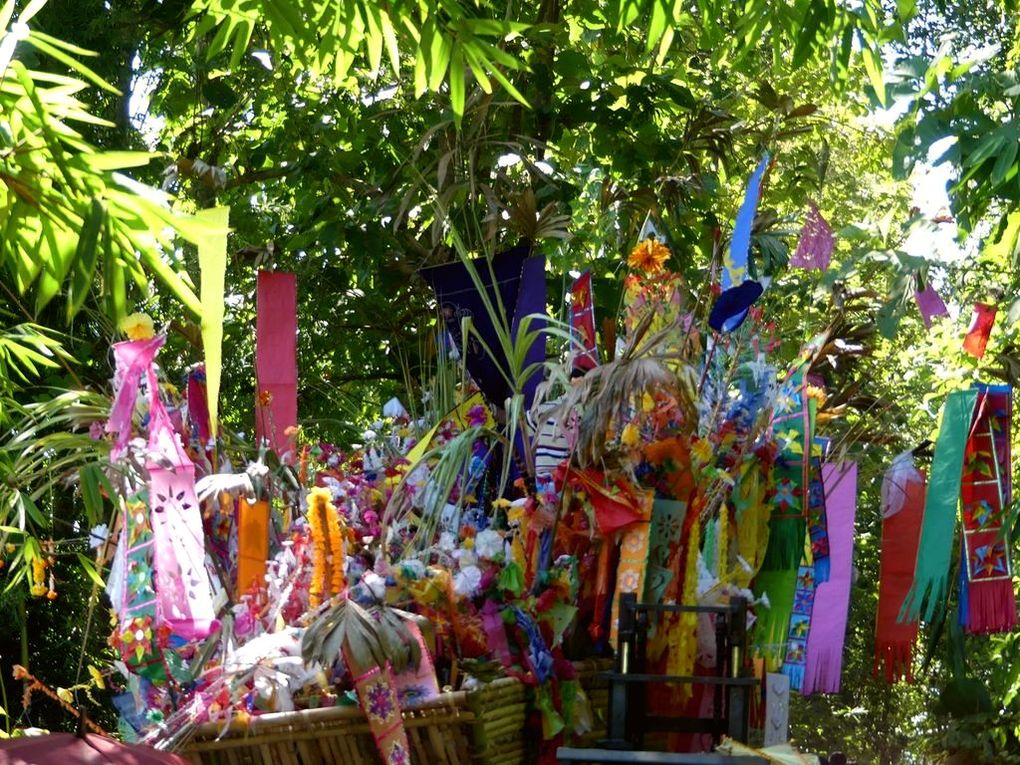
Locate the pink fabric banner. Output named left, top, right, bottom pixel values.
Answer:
left=148, top=380, right=220, bottom=642
left=802, top=461, right=857, bottom=695
left=256, top=271, right=298, bottom=459
left=914, top=283, right=948, bottom=329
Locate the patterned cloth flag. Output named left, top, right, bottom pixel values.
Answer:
left=256, top=271, right=298, bottom=459
left=790, top=203, right=833, bottom=271
left=569, top=270, right=599, bottom=371
left=807, top=438, right=831, bottom=583
left=761, top=364, right=813, bottom=571
left=963, top=303, right=997, bottom=358
left=781, top=565, right=816, bottom=691
left=959, top=384, right=1016, bottom=634
left=107, top=497, right=166, bottom=684
left=802, top=462, right=857, bottom=695
left=352, top=661, right=412, bottom=765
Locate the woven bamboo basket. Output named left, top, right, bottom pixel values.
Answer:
left=179, top=660, right=611, bottom=765
left=179, top=676, right=528, bottom=765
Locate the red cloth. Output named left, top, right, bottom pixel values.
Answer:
left=963, top=303, right=996, bottom=358
left=874, top=473, right=925, bottom=682
left=569, top=270, right=599, bottom=371
left=255, top=271, right=298, bottom=459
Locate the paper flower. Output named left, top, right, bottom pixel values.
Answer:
left=119, top=312, right=154, bottom=340
left=453, top=565, right=482, bottom=597
left=628, top=238, right=671, bottom=274
left=474, top=529, right=504, bottom=560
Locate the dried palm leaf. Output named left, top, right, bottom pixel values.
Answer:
left=536, top=314, right=699, bottom=467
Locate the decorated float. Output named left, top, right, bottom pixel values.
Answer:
left=23, top=159, right=1011, bottom=765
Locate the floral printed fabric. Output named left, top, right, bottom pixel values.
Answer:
left=107, top=498, right=166, bottom=683
left=353, top=663, right=411, bottom=765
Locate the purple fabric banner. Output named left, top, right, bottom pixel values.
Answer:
left=802, top=461, right=857, bottom=695
left=914, top=283, right=948, bottom=329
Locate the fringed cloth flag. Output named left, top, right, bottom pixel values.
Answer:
left=790, top=203, right=833, bottom=271
left=874, top=455, right=926, bottom=683
left=256, top=271, right=298, bottom=460
left=752, top=568, right=798, bottom=671
left=959, top=385, right=1016, bottom=634
left=915, top=281, right=948, bottom=329
left=781, top=565, right=815, bottom=691
left=901, top=389, right=978, bottom=624
left=569, top=270, right=599, bottom=372
left=963, top=303, right=997, bottom=358
left=802, top=462, right=857, bottom=695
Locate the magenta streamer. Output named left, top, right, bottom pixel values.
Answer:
left=801, top=462, right=857, bottom=695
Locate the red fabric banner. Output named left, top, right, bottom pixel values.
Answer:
left=255, top=271, right=298, bottom=460
left=961, top=385, right=1016, bottom=634
left=874, top=468, right=925, bottom=682
left=963, top=303, right=996, bottom=358
left=569, top=270, right=599, bottom=371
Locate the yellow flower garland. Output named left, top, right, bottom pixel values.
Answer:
left=306, top=487, right=347, bottom=608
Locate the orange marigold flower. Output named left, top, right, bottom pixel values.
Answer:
left=627, top=238, right=671, bottom=274
left=257, top=389, right=274, bottom=406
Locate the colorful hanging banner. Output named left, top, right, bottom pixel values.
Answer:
left=914, top=282, right=948, bottom=329
left=568, top=270, right=599, bottom=372
left=901, top=389, right=978, bottom=623
left=196, top=206, right=230, bottom=440
left=255, top=271, right=298, bottom=459
left=807, top=437, right=830, bottom=584
left=419, top=247, right=547, bottom=408
left=761, top=364, right=813, bottom=571
left=790, top=204, right=833, bottom=271
left=715, top=154, right=770, bottom=332
left=801, top=461, right=857, bottom=695
left=781, top=564, right=816, bottom=691
left=960, top=384, right=1016, bottom=634
left=874, top=459, right=926, bottom=683
left=963, top=303, right=997, bottom=358
left=236, top=498, right=270, bottom=600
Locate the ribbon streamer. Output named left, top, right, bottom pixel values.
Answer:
left=901, top=389, right=978, bottom=623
